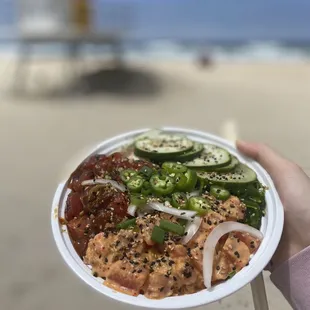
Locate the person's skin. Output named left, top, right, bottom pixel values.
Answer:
left=236, top=141, right=310, bottom=271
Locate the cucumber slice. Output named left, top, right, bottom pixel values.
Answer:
left=197, top=163, right=257, bottom=186
left=212, top=155, right=239, bottom=172
left=175, top=142, right=204, bottom=162
left=135, top=129, right=181, bottom=141
left=184, top=144, right=231, bottom=170
left=134, top=133, right=193, bottom=160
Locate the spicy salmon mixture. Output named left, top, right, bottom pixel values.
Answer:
left=63, top=131, right=265, bottom=299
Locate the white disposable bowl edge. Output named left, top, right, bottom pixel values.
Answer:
left=51, top=127, right=284, bottom=309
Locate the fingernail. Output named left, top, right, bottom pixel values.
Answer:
left=236, top=140, right=247, bottom=148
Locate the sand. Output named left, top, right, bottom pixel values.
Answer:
left=1, top=57, right=309, bottom=310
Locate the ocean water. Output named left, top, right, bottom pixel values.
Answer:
left=124, top=40, right=310, bottom=62
left=0, top=39, right=310, bottom=63
left=1, top=1, right=310, bottom=62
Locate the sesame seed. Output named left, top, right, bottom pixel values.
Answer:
left=187, top=248, right=192, bottom=257
left=234, top=251, right=240, bottom=258
left=183, top=270, right=192, bottom=278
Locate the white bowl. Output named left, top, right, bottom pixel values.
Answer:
left=51, top=127, right=284, bottom=309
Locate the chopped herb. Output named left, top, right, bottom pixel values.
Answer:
left=227, top=270, right=236, bottom=279
left=151, top=226, right=165, bottom=244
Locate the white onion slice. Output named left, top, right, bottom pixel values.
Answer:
left=81, top=179, right=126, bottom=192
left=147, top=201, right=197, bottom=220
left=136, top=203, right=154, bottom=217
left=127, top=204, right=137, bottom=216
left=203, top=222, right=263, bottom=289
left=128, top=153, right=140, bottom=160
left=186, top=190, right=200, bottom=199
left=182, top=216, right=202, bottom=244
left=137, top=210, right=147, bottom=217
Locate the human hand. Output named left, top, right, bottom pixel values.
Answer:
left=236, top=141, right=310, bottom=271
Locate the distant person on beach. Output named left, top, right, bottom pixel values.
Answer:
left=197, top=51, right=212, bottom=68
left=237, top=141, right=310, bottom=310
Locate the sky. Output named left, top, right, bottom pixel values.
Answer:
left=95, top=0, right=310, bottom=40
left=1, top=0, right=310, bottom=41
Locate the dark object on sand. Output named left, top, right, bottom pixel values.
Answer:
left=197, top=53, right=212, bottom=68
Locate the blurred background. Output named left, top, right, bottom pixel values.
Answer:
left=1, top=1, right=310, bottom=309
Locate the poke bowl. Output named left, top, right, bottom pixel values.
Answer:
left=51, top=127, right=283, bottom=309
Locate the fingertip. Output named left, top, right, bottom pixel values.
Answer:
left=236, top=141, right=286, bottom=179
left=235, top=140, right=261, bottom=162
left=236, top=140, right=247, bottom=150
left=236, top=140, right=256, bottom=154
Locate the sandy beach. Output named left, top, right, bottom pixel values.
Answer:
left=1, top=57, right=309, bottom=310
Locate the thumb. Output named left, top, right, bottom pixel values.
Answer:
left=236, top=140, right=287, bottom=180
